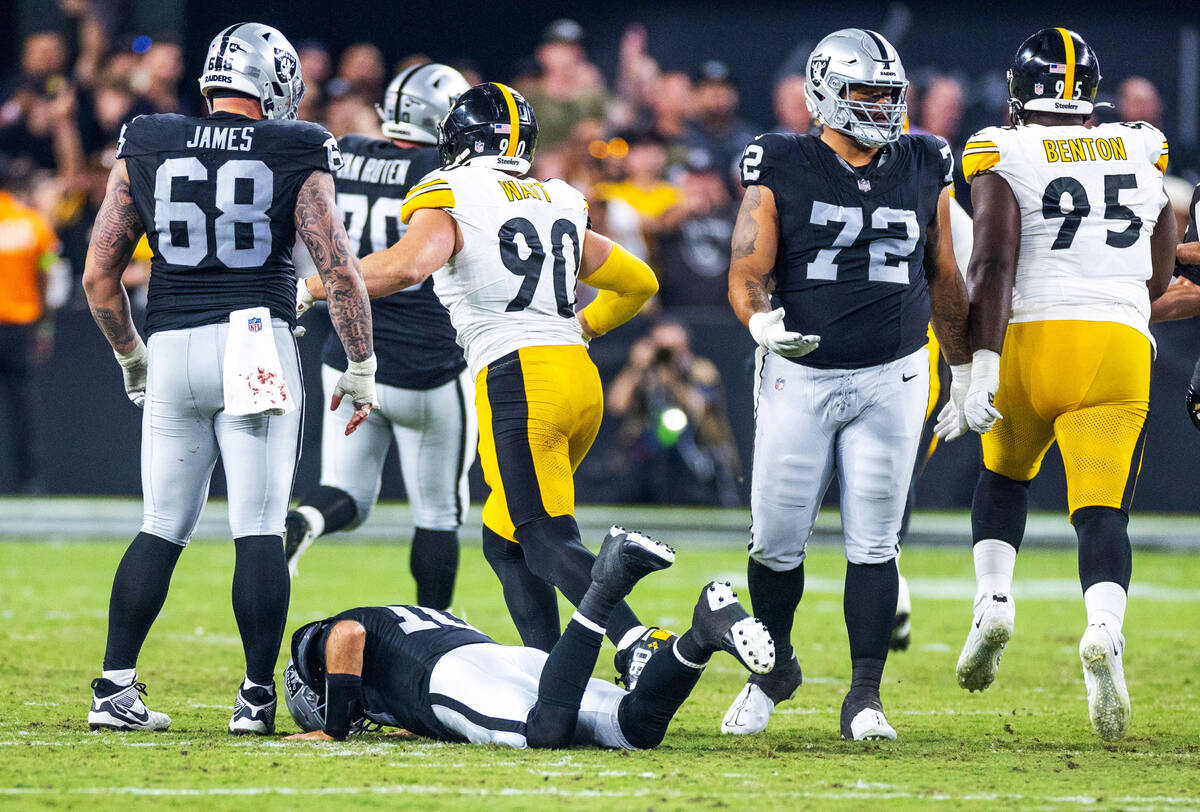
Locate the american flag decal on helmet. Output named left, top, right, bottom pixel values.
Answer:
left=492, top=123, right=511, bottom=134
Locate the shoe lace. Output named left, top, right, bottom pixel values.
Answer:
left=134, top=681, right=149, bottom=696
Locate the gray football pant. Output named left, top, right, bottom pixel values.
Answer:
left=140, top=320, right=302, bottom=545
left=318, top=364, right=476, bottom=531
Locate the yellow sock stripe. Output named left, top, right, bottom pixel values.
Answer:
left=1057, top=27, right=1076, bottom=100
left=492, top=82, right=520, bottom=157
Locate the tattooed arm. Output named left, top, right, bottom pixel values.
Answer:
left=726, top=185, right=778, bottom=327
left=294, top=169, right=374, bottom=363
left=923, top=188, right=971, bottom=365
left=82, top=159, right=142, bottom=355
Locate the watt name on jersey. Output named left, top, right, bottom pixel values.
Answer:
left=321, top=136, right=465, bottom=391
left=962, top=121, right=1168, bottom=343
left=400, top=165, right=590, bottom=377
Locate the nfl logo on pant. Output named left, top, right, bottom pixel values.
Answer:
left=248, top=317, right=262, bottom=333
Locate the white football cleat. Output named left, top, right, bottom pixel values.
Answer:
left=956, top=592, right=1015, bottom=692
left=842, top=705, right=897, bottom=741
left=88, top=678, right=171, bottom=731
left=721, top=682, right=775, bottom=735
left=1080, top=623, right=1130, bottom=741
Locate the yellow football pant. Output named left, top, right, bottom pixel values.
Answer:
left=475, top=345, right=603, bottom=542
left=982, top=320, right=1150, bottom=517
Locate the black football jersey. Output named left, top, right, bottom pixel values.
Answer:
left=333, top=604, right=492, bottom=741
left=1177, top=182, right=1200, bottom=284
left=118, top=111, right=340, bottom=337
left=320, top=136, right=466, bottom=390
left=739, top=132, right=953, bottom=369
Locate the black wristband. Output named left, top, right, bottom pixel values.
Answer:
left=323, top=673, right=363, bottom=740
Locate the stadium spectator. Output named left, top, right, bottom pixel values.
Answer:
left=613, top=23, right=660, bottom=127
left=917, top=75, right=966, bottom=146
left=296, top=40, right=333, bottom=123
left=606, top=320, right=741, bottom=505
left=0, top=155, right=61, bottom=492
left=336, top=42, right=387, bottom=101
left=648, top=71, right=694, bottom=170
left=654, top=149, right=738, bottom=311
left=594, top=130, right=681, bottom=261
left=519, top=19, right=608, bottom=157
left=1117, top=76, right=1164, bottom=128
left=772, top=74, right=813, bottom=135
left=133, top=35, right=189, bottom=115
left=685, top=61, right=757, bottom=190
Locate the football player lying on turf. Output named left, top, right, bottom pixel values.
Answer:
left=282, top=528, right=774, bottom=747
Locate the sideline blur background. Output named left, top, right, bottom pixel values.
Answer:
left=2, top=0, right=1198, bottom=511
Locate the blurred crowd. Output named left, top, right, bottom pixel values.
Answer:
left=1, top=8, right=1197, bottom=499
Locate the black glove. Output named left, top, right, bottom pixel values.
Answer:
left=1188, top=357, right=1200, bottom=431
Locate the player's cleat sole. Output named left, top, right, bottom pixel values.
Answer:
left=284, top=510, right=315, bottom=578
left=613, top=625, right=676, bottom=690
left=228, top=684, right=277, bottom=735
left=691, top=582, right=775, bottom=675
left=956, top=593, right=1015, bottom=692
left=1080, top=623, right=1130, bottom=742
left=591, top=526, right=676, bottom=598
left=88, top=678, right=171, bottom=731
left=891, top=574, right=912, bottom=651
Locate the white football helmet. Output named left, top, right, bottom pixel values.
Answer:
left=376, top=63, right=469, bottom=145
left=804, top=28, right=909, bottom=148
left=198, top=22, right=305, bottom=120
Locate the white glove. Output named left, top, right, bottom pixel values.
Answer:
left=332, top=353, right=379, bottom=417
left=933, top=362, right=973, bottom=442
left=748, top=308, right=820, bottom=358
left=963, top=349, right=1003, bottom=433
left=114, top=336, right=148, bottom=409
left=296, top=276, right=316, bottom=319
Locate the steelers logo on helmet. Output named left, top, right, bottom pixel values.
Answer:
left=803, top=28, right=909, bottom=149
left=437, top=82, right=539, bottom=175
left=1007, top=27, right=1102, bottom=123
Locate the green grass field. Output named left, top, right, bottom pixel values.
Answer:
left=3, top=528, right=1200, bottom=810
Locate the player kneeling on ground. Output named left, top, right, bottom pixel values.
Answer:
left=282, top=528, right=773, bottom=748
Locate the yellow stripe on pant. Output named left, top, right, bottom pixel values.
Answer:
left=475, top=345, right=603, bottom=542
left=981, top=320, right=1150, bottom=517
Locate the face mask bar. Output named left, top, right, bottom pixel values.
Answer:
left=836, top=82, right=909, bottom=147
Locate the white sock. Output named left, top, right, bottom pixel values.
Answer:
left=974, top=539, right=1017, bottom=600
left=242, top=676, right=275, bottom=693
left=102, top=668, right=136, bottom=687
left=1084, top=582, right=1127, bottom=634
left=296, top=505, right=326, bottom=538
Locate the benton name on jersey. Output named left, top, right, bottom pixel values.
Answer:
left=321, top=136, right=465, bottom=391
left=961, top=121, right=1169, bottom=344
left=118, top=112, right=339, bottom=337
left=399, top=165, right=591, bottom=378
left=330, top=605, right=493, bottom=741
left=740, top=132, right=953, bottom=369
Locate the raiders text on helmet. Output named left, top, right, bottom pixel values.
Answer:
left=198, top=23, right=305, bottom=120
left=804, top=29, right=909, bottom=148
left=1007, top=27, right=1101, bottom=122
left=437, top=83, right=538, bottom=174
left=377, top=63, right=470, bottom=146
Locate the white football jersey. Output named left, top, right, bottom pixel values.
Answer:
left=962, top=121, right=1169, bottom=344
left=400, top=165, right=589, bottom=376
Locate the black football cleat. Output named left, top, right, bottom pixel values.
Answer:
left=688, top=581, right=775, bottom=675
left=228, top=684, right=277, bottom=735
left=284, top=510, right=315, bottom=578
left=590, top=526, right=675, bottom=599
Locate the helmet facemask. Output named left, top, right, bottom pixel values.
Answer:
left=831, top=80, right=909, bottom=148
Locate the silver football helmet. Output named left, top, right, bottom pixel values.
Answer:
left=198, top=23, right=305, bottom=120
left=376, top=63, right=470, bottom=145
left=804, top=29, right=909, bottom=148
left=283, top=659, right=325, bottom=732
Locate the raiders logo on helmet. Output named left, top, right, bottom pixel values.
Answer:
left=274, top=49, right=298, bottom=82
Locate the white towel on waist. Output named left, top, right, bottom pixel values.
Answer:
left=222, top=307, right=296, bottom=416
